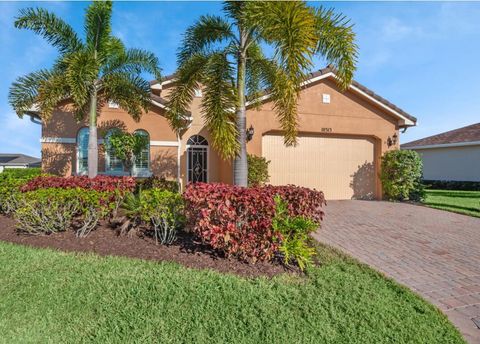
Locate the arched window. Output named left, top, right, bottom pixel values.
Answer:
left=134, top=130, right=150, bottom=172
left=77, top=127, right=89, bottom=175
left=187, top=135, right=208, bottom=183
left=104, top=129, right=123, bottom=173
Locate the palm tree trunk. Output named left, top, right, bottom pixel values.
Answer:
left=87, top=90, right=98, bottom=178
left=233, top=30, right=248, bottom=187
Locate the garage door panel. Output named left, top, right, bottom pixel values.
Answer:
left=262, top=134, right=375, bottom=200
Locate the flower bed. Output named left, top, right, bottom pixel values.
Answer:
left=20, top=175, right=136, bottom=193
left=183, top=183, right=326, bottom=264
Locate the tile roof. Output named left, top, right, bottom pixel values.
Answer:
left=402, top=123, right=480, bottom=148
left=0, top=153, right=41, bottom=166
left=152, top=66, right=417, bottom=125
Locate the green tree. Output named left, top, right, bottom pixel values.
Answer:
left=166, top=1, right=357, bottom=186
left=8, top=1, right=161, bottom=178
left=106, top=130, right=149, bottom=177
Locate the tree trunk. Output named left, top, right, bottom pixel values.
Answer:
left=87, top=90, right=98, bottom=178
left=233, top=30, right=248, bottom=187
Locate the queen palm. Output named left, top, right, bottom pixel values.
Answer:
left=166, top=1, right=357, bottom=186
left=9, top=1, right=161, bottom=178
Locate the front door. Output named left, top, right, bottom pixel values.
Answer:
left=187, top=135, right=208, bottom=183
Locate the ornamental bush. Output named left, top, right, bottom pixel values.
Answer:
left=182, top=183, right=325, bottom=262
left=135, top=176, right=179, bottom=193
left=122, top=188, right=184, bottom=244
left=14, top=188, right=112, bottom=237
left=247, top=154, right=270, bottom=187
left=272, top=196, right=317, bottom=271
left=0, top=168, right=43, bottom=214
left=20, top=175, right=135, bottom=193
left=380, top=150, right=425, bottom=201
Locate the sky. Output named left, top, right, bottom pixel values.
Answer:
left=1, top=1, right=479, bottom=158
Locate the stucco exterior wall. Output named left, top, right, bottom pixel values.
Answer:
left=243, top=78, right=399, bottom=199
left=412, top=145, right=480, bottom=181
left=40, top=76, right=403, bottom=199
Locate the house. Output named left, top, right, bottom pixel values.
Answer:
left=0, top=153, right=41, bottom=173
left=402, top=123, right=480, bottom=182
left=28, top=67, right=416, bottom=200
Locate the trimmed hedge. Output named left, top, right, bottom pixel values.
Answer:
left=183, top=183, right=325, bottom=262
left=20, top=175, right=136, bottom=193
left=381, top=150, right=425, bottom=201
left=423, top=180, right=480, bottom=191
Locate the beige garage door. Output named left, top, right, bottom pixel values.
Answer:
left=262, top=134, right=376, bottom=200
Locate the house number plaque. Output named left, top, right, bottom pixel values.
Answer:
left=321, top=127, right=333, bottom=133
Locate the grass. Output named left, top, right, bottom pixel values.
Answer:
left=424, top=189, right=480, bottom=217
left=0, top=241, right=464, bottom=344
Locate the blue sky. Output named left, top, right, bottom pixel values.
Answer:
left=1, top=1, right=480, bottom=157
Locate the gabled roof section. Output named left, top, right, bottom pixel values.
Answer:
left=0, top=153, right=41, bottom=166
left=246, top=66, right=416, bottom=127
left=152, top=66, right=417, bottom=127
left=402, top=123, right=480, bottom=149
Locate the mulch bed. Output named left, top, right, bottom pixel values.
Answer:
left=0, top=215, right=293, bottom=278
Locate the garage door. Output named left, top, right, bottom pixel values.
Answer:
left=262, top=134, right=376, bottom=200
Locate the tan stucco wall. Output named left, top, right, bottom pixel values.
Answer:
left=41, top=77, right=401, bottom=198
left=242, top=78, right=399, bottom=199
left=412, top=145, right=480, bottom=182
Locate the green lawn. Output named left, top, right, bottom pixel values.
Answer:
left=424, top=189, right=480, bottom=217
left=0, top=241, right=464, bottom=343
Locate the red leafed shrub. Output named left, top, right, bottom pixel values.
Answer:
left=20, top=175, right=136, bottom=193
left=182, top=183, right=326, bottom=262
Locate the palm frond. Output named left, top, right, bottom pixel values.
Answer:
left=256, top=58, right=299, bottom=146
left=102, top=72, right=151, bottom=121
left=165, top=53, right=208, bottom=132
left=36, top=72, right=70, bottom=120
left=201, top=52, right=238, bottom=159
left=248, top=1, right=317, bottom=80
left=64, top=50, right=98, bottom=108
left=178, top=15, right=235, bottom=65
left=14, top=7, right=83, bottom=54
left=8, top=69, right=55, bottom=117
left=314, top=7, right=358, bottom=90
left=103, top=48, right=161, bottom=81
left=84, top=0, right=113, bottom=56
left=245, top=42, right=266, bottom=110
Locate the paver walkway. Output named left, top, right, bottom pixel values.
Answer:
left=314, top=200, right=480, bottom=343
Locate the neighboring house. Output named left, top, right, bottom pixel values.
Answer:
left=27, top=67, right=416, bottom=200
left=0, top=153, right=41, bottom=173
left=402, top=123, right=480, bottom=182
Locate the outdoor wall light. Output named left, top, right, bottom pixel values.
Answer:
left=246, top=125, right=255, bottom=142
left=387, top=133, right=398, bottom=147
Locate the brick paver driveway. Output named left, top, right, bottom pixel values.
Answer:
left=313, top=200, right=480, bottom=343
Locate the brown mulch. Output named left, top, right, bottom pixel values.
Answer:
left=0, top=215, right=293, bottom=278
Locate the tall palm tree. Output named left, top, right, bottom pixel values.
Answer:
left=166, top=1, right=357, bottom=187
left=9, top=1, right=161, bottom=178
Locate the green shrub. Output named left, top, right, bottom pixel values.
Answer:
left=122, top=188, right=184, bottom=245
left=272, top=196, right=317, bottom=270
left=0, top=168, right=43, bottom=214
left=1, top=168, right=41, bottom=179
left=247, top=154, right=270, bottom=187
left=380, top=150, right=425, bottom=201
left=14, top=188, right=112, bottom=237
left=135, top=176, right=179, bottom=193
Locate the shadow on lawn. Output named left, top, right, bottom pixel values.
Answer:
left=425, top=201, right=480, bottom=214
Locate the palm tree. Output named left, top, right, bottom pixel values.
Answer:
left=8, top=1, right=161, bottom=178
left=166, top=1, right=357, bottom=187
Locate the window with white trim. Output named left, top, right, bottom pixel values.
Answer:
left=77, top=128, right=89, bottom=174
left=134, top=130, right=150, bottom=171
left=105, top=129, right=123, bottom=173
